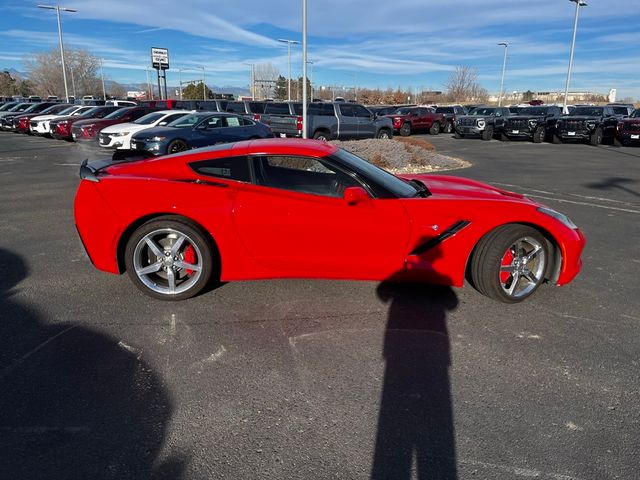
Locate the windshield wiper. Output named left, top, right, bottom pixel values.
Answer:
left=409, top=179, right=432, bottom=198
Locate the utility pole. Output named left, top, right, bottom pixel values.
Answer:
left=100, top=58, right=106, bottom=100
left=201, top=66, right=206, bottom=100
left=302, top=0, right=308, bottom=138
left=37, top=4, right=77, bottom=102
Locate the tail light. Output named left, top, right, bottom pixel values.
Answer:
left=253, top=114, right=261, bottom=121
left=616, top=122, right=623, bottom=131
left=296, top=115, right=303, bottom=132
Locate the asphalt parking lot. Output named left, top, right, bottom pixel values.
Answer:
left=1, top=133, right=639, bottom=480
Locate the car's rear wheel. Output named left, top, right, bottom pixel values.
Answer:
left=124, top=217, right=214, bottom=300
left=429, top=122, right=441, bottom=135
left=470, top=225, right=548, bottom=303
left=500, top=133, right=510, bottom=141
left=167, top=139, right=189, bottom=154
left=454, top=131, right=464, bottom=139
left=313, top=130, right=330, bottom=141
left=400, top=122, right=411, bottom=136
left=552, top=134, right=563, bottom=144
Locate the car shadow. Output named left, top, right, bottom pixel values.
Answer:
left=371, top=245, right=459, bottom=479
left=0, top=248, right=184, bottom=479
left=584, top=176, right=640, bottom=198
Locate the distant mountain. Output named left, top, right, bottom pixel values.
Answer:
left=2, top=68, right=28, bottom=79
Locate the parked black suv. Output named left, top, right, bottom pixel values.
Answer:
left=454, top=106, right=512, bottom=140
left=174, top=99, right=229, bottom=112
left=553, top=105, right=619, bottom=145
left=503, top=105, right=563, bottom=143
left=434, top=105, right=466, bottom=133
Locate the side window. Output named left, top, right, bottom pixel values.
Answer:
left=224, top=116, right=242, bottom=128
left=218, top=101, right=228, bottom=111
left=156, top=102, right=167, bottom=109
left=339, top=104, right=355, bottom=117
left=241, top=118, right=255, bottom=126
left=190, top=156, right=251, bottom=182
left=249, top=102, right=266, bottom=113
left=252, top=155, right=359, bottom=198
left=353, top=105, right=371, bottom=118
left=129, top=109, right=149, bottom=121
left=226, top=102, right=246, bottom=113
left=203, top=116, right=224, bottom=129
left=321, top=104, right=335, bottom=115
left=162, top=113, right=186, bottom=124
left=264, top=103, right=290, bottom=114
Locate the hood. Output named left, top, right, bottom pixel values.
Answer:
left=559, top=115, right=600, bottom=121
left=618, top=118, right=640, bottom=124
left=31, top=114, right=63, bottom=122
left=132, top=126, right=181, bottom=140
left=74, top=118, right=120, bottom=128
left=101, top=122, right=144, bottom=134
left=398, top=173, right=534, bottom=204
left=508, top=115, right=546, bottom=121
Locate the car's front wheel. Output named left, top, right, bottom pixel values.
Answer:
left=532, top=127, right=545, bottom=143
left=470, top=225, right=549, bottom=303
left=124, top=217, right=214, bottom=300
left=444, top=121, right=453, bottom=134
left=429, top=122, right=441, bottom=135
left=167, top=139, right=189, bottom=154
left=376, top=128, right=391, bottom=139
left=399, top=122, right=411, bottom=136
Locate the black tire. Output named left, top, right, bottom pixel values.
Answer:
left=376, top=128, right=391, bottom=139
left=589, top=127, right=603, bottom=146
left=481, top=126, right=494, bottom=141
left=454, top=131, right=464, bottom=139
left=470, top=224, right=549, bottom=304
left=532, top=127, right=545, bottom=143
left=399, top=122, right=411, bottom=136
left=313, top=130, right=330, bottom=141
left=552, top=134, right=562, bottom=144
left=429, top=122, right=441, bottom=135
left=613, top=137, right=624, bottom=147
left=167, top=139, right=189, bottom=154
left=124, top=216, right=215, bottom=301
left=444, top=121, right=453, bottom=134
left=500, top=133, right=510, bottom=142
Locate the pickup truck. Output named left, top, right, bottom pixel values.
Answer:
left=502, top=105, right=562, bottom=142
left=268, top=102, right=393, bottom=140
left=553, top=105, right=620, bottom=145
left=385, top=106, right=445, bottom=136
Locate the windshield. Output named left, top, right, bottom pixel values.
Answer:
left=58, top=106, right=78, bottom=115
left=104, top=107, right=133, bottom=119
left=80, top=107, right=102, bottom=117
left=40, top=104, right=65, bottom=114
left=167, top=114, right=202, bottom=128
left=522, top=107, right=549, bottom=116
left=435, top=107, right=454, bottom=114
left=611, top=106, right=629, bottom=115
left=0, top=102, right=18, bottom=111
left=330, top=148, right=418, bottom=199
left=572, top=107, right=603, bottom=116
left=632, top=110, right=640, bottom=118
left=470, top=107, right=495, bottom=116
left=10, top=103, right=32, bottom=112
left=134, top=112, right=165, bottom=125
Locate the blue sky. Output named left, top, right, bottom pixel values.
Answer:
left=1, top=0, right=640, bottom=99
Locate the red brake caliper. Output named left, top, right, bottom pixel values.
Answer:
left=500, top=248, right=514, bottom=283
left=183, top=245, right=196, bottom=276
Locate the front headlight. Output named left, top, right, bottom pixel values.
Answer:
left=477, top=119, right=485, bottom=128
left=114, top=131, right=129, bottom=137
left=586, top=122, right=596, bottom=130
left=528, top=120, right=538, bottom=127
left=538, top=206, right=578, bottom=229
left=149, top=136, right=166, bottom=142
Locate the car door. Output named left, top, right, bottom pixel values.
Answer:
left=219, top=115, right=251, bottom=142
left=353, top=104, right=376, bottom=138
left=190, top=115, right=227, bottom=147
left=603, top=107, right=618, bottom=138
left=337, top=104, right=358, bottom=139
left=232, top=154, right=412, bottom=277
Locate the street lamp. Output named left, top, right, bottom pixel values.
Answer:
left=302, top=0, right=308, bottom=137
left=307, top=59, right=314, bottom=100
left=37, top=4, right=76, bottom=103
left=278, top=38, right=300, bottom=101
left=564, top=0, right=588, bottom=113
left=99, top=58, right=106, bottom=100
left=497, top=42, right=508, bottom=107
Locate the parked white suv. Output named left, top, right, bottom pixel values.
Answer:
left=98, top=110, right=191, bottom=149
left=29, top=105, right=93, bottom=136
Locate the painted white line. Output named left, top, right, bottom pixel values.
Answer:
left=54, top=163, right=82, bottom=166
left=493, top=182, right=639, bottom=207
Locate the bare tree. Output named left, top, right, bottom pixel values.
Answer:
left=108, top=81, right=127, bottom=99
left=253, top=62, right=279, bottom=99
left=24, top=48, right=101, bottom=99
left=444, top=66, right=487, bottom=103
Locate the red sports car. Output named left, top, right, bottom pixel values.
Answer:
left=74, top=139, right=585, bottom=303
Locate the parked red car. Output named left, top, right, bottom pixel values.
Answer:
left=71, top=106, right=158, bottom=141
left=385, top=106, right=445, bottom=136
left=615, top=109, right=640, bottom=146
left=12, top=103, right=71, bottom=134
left=75, top=139, right=585, bottom=303
left=50, top=106, right=122, bottom=140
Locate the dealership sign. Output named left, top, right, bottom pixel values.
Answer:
left=151, top=47, right=169, bottom=69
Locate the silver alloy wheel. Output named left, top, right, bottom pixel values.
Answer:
left=499, top=236, right=546, bottom=299
left=132, top=228, right=203, bottom=295
left=378, top=130, right=390, bottom=139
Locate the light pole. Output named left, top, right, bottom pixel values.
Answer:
left=69, top=61, right=76, bottom=99
left=100, top=58, right=106, bottom=100
left=37, top=4, right=76, bottom=103
left=564, top=0, right=588, bottom=113
left=145, top=67, right=153, bottom=100
left=278, top=38, right=300, bottom=101
left=498, top=42, right=508, bottom=107
left=178, top=68, right=185, bottom=100
left=243, top=63, right=255, bottom=99
left=307, top=59, right=314, bottom=100
left=302, top=0, right=308, bottom=138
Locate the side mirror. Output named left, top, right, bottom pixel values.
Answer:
left=343, top=186, right=370, bottom=206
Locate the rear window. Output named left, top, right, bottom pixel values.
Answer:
left=264, top=103, right=291, bottom=115
left=190, top=156, right=251, bottom=182
left=249, top=102, right=266, bottom=113
left=612, top=107, right=629, bottom=115
left=307, top=103, right=335, bottom=116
